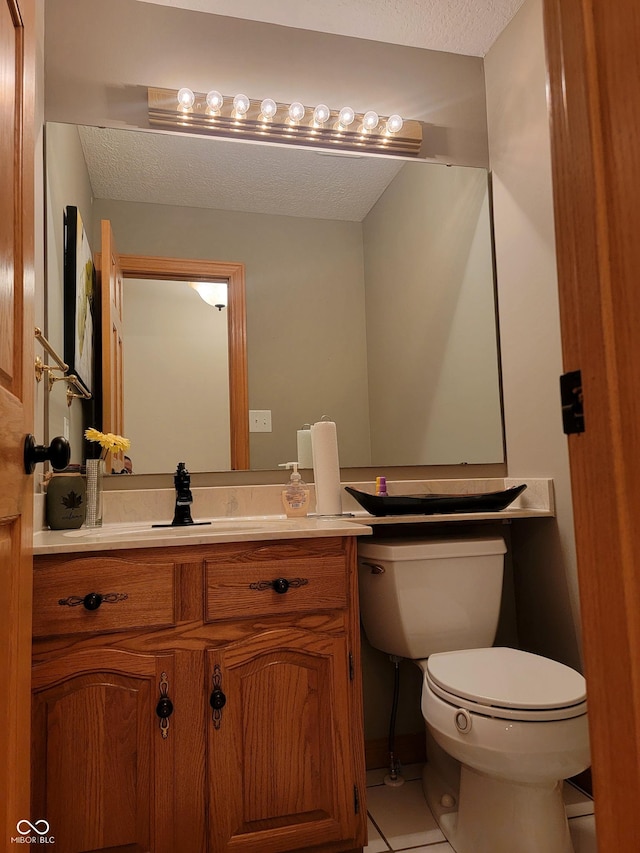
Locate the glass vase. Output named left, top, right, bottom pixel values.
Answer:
left=85, top=458, right=104, bottom=528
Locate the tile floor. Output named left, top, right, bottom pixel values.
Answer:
left=364, top=764, right=597, bottom=853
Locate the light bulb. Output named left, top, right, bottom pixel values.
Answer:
left=233, top=94, right=250, bottom=116
left=206, top=90, right=224, bottom=112
left=260, top=98, right=277, bottom=119
left=288, top=102, right=305, bottom=122
left=313, top=104, right=330, bottom=125
left=386, top=114, right=404, bottom=134
left=338, top=106, right=355, bottom=128
left=363, top=110, right=379, bottom=131
left=177, top=87, right=195, bottom=110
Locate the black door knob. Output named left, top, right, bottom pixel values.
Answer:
left=24, top=434, right=70, bottom=474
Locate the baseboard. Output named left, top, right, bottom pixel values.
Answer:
left=365, top=732, right=426, bottom=771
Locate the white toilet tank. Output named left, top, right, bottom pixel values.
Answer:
left=358, top=536, right=507, bottom=659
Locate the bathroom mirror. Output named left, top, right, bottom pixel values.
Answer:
left=45, top=122, right=504, bottom=473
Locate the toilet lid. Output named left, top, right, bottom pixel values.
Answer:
left=426, top=648, right=587, bottom=718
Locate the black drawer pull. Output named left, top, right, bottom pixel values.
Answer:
left=58, top=592, right=129, bottom=610
left=249, top=577, right=308, bottom=594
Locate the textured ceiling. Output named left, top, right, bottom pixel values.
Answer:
left=136, top=0, right=526, bottom=57
left=78, top=126, right=406, bottom=221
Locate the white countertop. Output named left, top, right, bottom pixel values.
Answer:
left=32, top=507, right=552, bottom=555
left=355, top=507, right=552, bottom=526
left=33, top=515, right=373, bottom=555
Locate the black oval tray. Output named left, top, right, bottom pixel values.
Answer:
left=344, top=483, right=527, bottom=517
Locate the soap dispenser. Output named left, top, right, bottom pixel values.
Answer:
left=279, top=462, right=311, bottom=518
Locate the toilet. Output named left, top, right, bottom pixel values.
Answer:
left=358, top=535, right=590, bottom=853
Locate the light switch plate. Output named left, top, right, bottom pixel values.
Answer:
left=249, top=410, right=272, bottom=432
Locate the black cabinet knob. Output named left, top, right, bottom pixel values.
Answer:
left=156, top=697, right=174, bottom=719
left=210, top=689, right=227, bottom=711
left=83, top=593, right=103, bottom=611
left=24, top=434, right=70, bottom=474
left=272, top=578, right=290, bottom=594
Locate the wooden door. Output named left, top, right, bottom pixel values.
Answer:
left=206, top=629, right=361, bottom=853
left=0, top=0, right=35, bottom=842
left=32, top=648, right=177, bottom=853
left=544, top=0, right=640, bottom=848
left=98, top=219, right=125, bottom=470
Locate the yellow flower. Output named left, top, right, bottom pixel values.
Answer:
left=85, top=428, right=131, bottom=459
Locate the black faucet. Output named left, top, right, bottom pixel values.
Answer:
left=172, top=462, right=194, bottom=526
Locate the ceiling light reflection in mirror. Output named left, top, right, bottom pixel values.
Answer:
left=190, top=281, right=228, bottom=310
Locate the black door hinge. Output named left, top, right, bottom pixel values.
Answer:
left=348, top=652, right=354, bottom=681
left=560, top=370, right=585, bottom=435
left=353, top=785, right=360, bottom=814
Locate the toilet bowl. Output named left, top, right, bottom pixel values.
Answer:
left=419, top=648, right=589, bottom=853
left=357, top=537, right=591, bottom=853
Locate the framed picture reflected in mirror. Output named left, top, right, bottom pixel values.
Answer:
left=63, top=205, right=95, bottom=395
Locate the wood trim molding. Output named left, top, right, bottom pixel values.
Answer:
left=0, top=0, right=36, bottom=838
left=544, top=0, right=640, bottom=847
left=118, top=255, right=249, bottom=470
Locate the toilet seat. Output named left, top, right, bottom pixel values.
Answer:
left=424, top=647, right=587, bottom=722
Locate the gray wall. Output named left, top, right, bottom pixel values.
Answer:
left=363, top=163, right=503, bottom=465
left=40, top=0, right=494, bottom=476
left=485, top=0, right=582, bottom=670
left=44, top=0, right=489, bottom=169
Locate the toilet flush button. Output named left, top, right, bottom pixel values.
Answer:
left=455, top=709, right=472, bottom=733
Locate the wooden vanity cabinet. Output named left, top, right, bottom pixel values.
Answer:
left=32, top=537, right=366, bottom=853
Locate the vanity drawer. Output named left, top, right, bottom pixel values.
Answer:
left=205, top=546, right=348, bottom=621
left=33, top=556, right=177, bottom=638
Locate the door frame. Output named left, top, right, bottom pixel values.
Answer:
left=117, top=254, right=249, bottom=471
left=544, top=0, right=640, bottom=847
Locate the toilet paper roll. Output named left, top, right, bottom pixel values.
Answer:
left=297, top=428, right=313, bottom=469
left=311, top=420, right=342, bottom=516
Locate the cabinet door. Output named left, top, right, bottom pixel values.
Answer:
left=32, top=648, right=178, bottom=853
left=207, top=628, right=361, bottom=853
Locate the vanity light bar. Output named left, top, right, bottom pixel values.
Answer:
left=147, top=87, right=423, bottom=157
